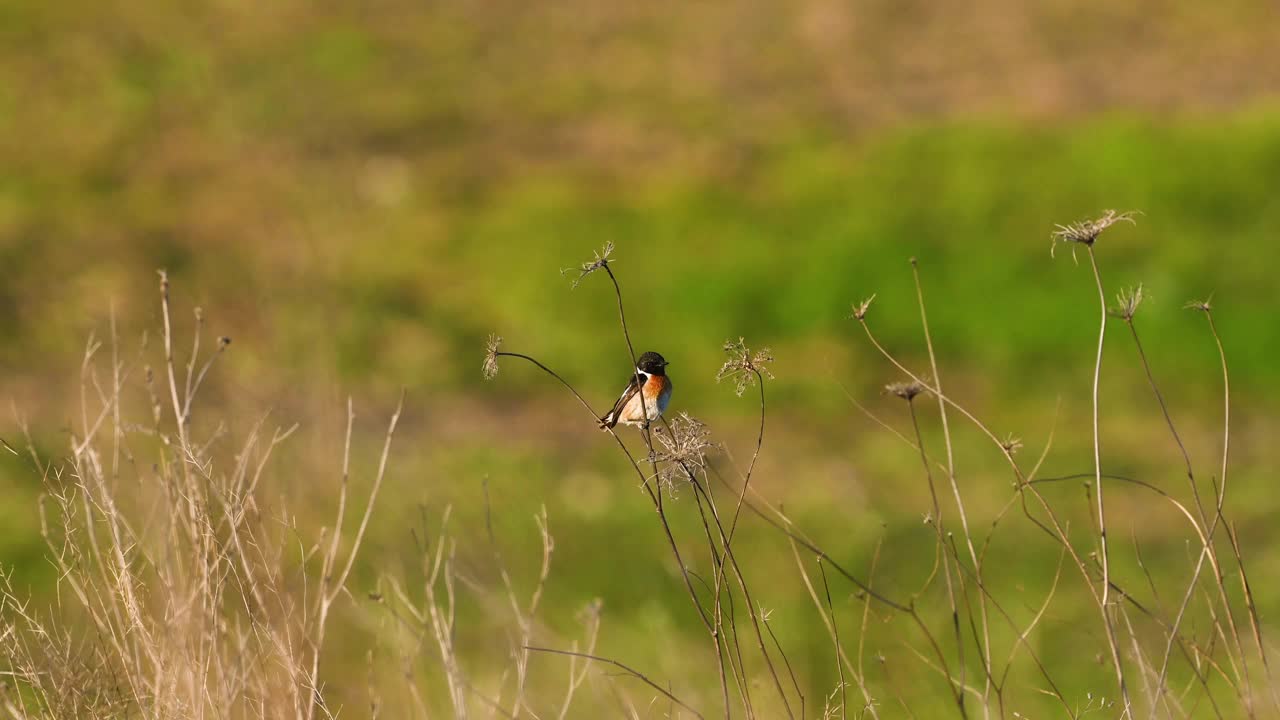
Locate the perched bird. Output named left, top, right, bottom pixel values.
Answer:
left=599, top=351, right=672, bottom=430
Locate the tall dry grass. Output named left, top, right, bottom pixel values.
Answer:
left=0, top=272, right=403, bottom=719
left=2, top=214, right=1276, bottom=719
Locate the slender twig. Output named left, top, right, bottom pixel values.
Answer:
left=911, top=259, right=991, bottom=718
left=1122, top=307, right=1248, bottom=716
left=904, top=396, right=965, bottom=715
left=1083, top=246, right=1129, bottom=715
left=525, top=646, right=704, bottom=720
left=818, top=561, right=848, bottom=720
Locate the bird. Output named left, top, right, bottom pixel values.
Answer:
left=598, top=351, right=672, bottom=430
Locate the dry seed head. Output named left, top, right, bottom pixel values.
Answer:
left=1001, top=433, right=1024, bottom=456
left=716, top=337, right=775, bottom=397
left=1184, top=295, right=1214, bottom=313
left=654, top=413, right=717, bottom=497
left=482, top=335, right=503, bottom=379
left=1051, top=210, right=1138, bottom=259
left=1109, top=284, right=1146, bottom=322
left=562, top=241, right=615, bottom=288
left=850, top=294, right=877, bottom=321
left=885, top=380, right=928, bottom=401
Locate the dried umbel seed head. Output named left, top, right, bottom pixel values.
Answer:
left=1001, top=433, right=1024, bottom=456
left=655, top=413, right=718, bottom=494
left=1183, top=296, right=1214, bottom=313
left=1051, top=210, right=1138, bottom=258
left=1109, top=284, right=1146, bottom=322
left=884, top=380, right=928, bottom=401
left=850, top=294, right=877, bottom=322
left=562, top=241, right=615, bottom=288
left=716, top=337, right=775, bottom=397
left=482, top=335, right=503, bottom=379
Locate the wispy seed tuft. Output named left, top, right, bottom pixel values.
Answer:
left=1109, top=284, right=1146, bottom=321
left=1184, top=295, right=1214, bottom=313
left=850, top=294, right=877, bottom=322
left=655, top=413, right=718, bottom=496
left=1001, top=433, right=1024, bottom=456
left=562, top=241, right=615, bottom=288
left=885, top=380, right=928, bottom=402
left=482, top=335, right=503, bottom=379
left=716, top=338, right=775, bottom=397
left=1051, top=210, right=1138, bottom=259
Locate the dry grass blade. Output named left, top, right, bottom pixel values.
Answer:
left=524, top=646, right=704, bottom=720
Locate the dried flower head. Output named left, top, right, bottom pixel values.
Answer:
left=1001, top=433, right=1023, bottom=456
left=1183, top=295, right=1214, bottom=313
left=716, top=338, right=775, bottom=397
left=562, top=241, right=615, bottom=288
left=482, top=334, right=503, bottom=379
left=654, top=413, right=717, bottom=496
left=1051, top=210, right=1138, bottom=259
left=850, top=294, right=877, bottom=322
left=884, top=380, right=928, bottom=401
left=1109, top=284, right=1146, bottom=322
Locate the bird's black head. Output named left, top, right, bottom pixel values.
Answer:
left=637, top=351, right=669, bottom=375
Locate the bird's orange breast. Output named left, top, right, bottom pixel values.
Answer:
left=642, top=374, right=669, bottom=400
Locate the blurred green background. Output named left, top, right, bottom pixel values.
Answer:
left=2, top=0, right=1280, bottom=716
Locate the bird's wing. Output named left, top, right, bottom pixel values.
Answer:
left=600, top=373, right=643, bottom=429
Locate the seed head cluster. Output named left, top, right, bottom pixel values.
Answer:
left=1110, top=284, right=1146, bottom=322
left=850, top=294, right=877, bottom=322
left=1051, top=210, right=1138, bottom=259
left=716, top=338, right=775, bottom=397
left=482, top=334, right=503, bottom=379
left=563, top=241, right=615, bottom=288
left=655, top=412, right=717, bottom=494
left=1184, top=296, right=1214, bottom=313
left=885, top=380, right=928, bottom=402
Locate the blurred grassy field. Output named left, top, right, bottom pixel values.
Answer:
left=3, top=0, right=1280, bottom=716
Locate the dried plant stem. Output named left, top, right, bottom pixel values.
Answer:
left=712, top=370, right=766, bottom=719
left=724, top=371, right=766, bottom=548
left=911, top=259, right=992, bottom=718
left=158, top=271, right=190, bottom=457
left=308, top=391, right=404, bottom=720
left=1226, top=520, right=1278, bottom=711
left=686, top=466, right=751, bottom=718
left=817, top=561, right=848, bottom=720
left=1152, top=309, right=1257, bottom=716
left=555, top=604, right=602, bottom=720
left=906, top=399, right=965, bottom=716
left=525, top=647, right=704, bottom=720
left=942, top=541, right=1074, bottom=717
left=598, top=259, right=749, bottom=719
left=686, top=473, right=796, bottom=719
left=1123, top=316, right=1250, bottom=715
left=708, top=462, right=910, bottom=613
left=1084, top=246, right=1130, bottom=716
left=855, top=317, right=1124, bottom=713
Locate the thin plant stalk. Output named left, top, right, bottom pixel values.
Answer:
left=1084, top=246, right=1130, bottom=716
left=911, top=259, right=992, bottom=718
